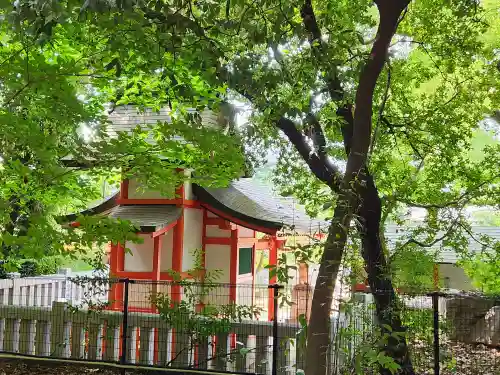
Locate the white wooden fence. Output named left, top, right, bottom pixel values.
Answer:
left=0, top=269, right=107, bottom=308
left=0, top=300, right=307, bottom=375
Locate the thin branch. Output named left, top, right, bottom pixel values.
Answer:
left=457, top=222, right=496, bottom=250
left=368, top=63, right=391, bottom=159
left=381, top=116, right=424, bottom=160
left=165, top=347, right=187, bottom=367
left=398, top=173, right=500, bottom=209
left=300, top=0, right=343, bottom=101
left=0, top=47, right=25, bottom=68
left=397, top=215, right=462, bottom=251
left=4, top=82, right=31, bottom=105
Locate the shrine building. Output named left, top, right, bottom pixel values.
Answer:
left=65, top=104, right=325, bottom=321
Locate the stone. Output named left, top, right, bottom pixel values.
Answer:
left=472, top=305, right=500, bottom=347
left=445, top=295, right=497, bottom=342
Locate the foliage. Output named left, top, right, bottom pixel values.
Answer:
left=335, top=302, right=404, bottom=375
left=0, top=256, right=63, bottom=278
left=461, top=241, right=500, bottom=295
left=153, top=249, right=261, bottom=366
left=2, top=0, right=500, bottom=372
left=0, top=0, right=246, bottom=264
left=390, top=247, right=437, bottom=292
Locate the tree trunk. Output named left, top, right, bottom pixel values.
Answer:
left=305, top=192, right=354, bottom=375
left=357, top=173, right=415, bottom=375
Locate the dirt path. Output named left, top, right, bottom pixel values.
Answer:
left=0, top=359, right=120, bottom=375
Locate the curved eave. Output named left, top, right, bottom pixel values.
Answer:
left=63, top=192, right=119, bottom=223
left=192, top=185, right=282, bottom=234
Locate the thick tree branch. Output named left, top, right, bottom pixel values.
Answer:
left=303, top=112, right=339, bottom=176
left=300, top=0, right=343, bottom=101
left=276, top=117, right=342, bottom=191
left=336, top=104, right=354, bottom=155
left=345, top=0, right=410, bottom=181
left=369, top=65, right=391, bottom=158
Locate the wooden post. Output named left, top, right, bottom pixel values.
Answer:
left=433, top=263, right=440, bottom=290
left=51, top=300, right=69, bottom=358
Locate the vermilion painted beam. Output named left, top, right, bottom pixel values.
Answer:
left=112, top=270, right=194, bottom=280
left=116, top=198, right=200, bottom=207
left=151, top=221, right=177, bottom=238
left=252, top=230, right=256, bottom=279
left=205, top=237, right=232, bottom=245
left=116, top=198, right=182, bottom=205
left=117, top=243, right=125, bottom=272
left=200, top=203, right=278, bottom=235
left=205, top=217, right=231, bottom=230
left=120, top=179, right=129, bottom=200
left=230, top=228, right=239, bottom=302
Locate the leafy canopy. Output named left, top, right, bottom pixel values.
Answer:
left=1, top=0, right=500, bottom=283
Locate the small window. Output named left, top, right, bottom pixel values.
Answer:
left=238, top=247, right=253, bottom=275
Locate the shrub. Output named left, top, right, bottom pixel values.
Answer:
left=0, top=256, right=63, bottom=278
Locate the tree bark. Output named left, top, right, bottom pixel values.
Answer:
left=357, top=173, right=415, bottom=375
left=304, top=2, right=410, bottom=375
left=304, top=191, right=353, bottom=375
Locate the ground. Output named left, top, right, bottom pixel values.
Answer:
left=411, top=341, right=500, bottom=375
left=0, top=358, right=185, bottom=375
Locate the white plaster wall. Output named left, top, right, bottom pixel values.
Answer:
left=238, top=227, right=254, bottom=238
left=124, top=234, right=153, bottom=272
left=205, top=244, right=231, bottom=283
left=206, top=225, right=231, bottom=237
left=160, top=229, right=174, bottom=272
left=182, top=208, right=204, bottom=271
left=128, top=178, right=175, bottom=199
left=439, top=263, right=475, bottom=291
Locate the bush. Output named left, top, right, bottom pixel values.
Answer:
left=0, top=257, right=63, bottom=278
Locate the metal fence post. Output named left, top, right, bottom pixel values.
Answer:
left=120, top=278, right=130, bottom=373
left=269, top=283, right=283, bottom=375
left=432, top=292, right=440, bottom=375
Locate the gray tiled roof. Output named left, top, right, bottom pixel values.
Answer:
left=107, top=105, right=220, bottom=141
left=385, top=224, right=500, bottom=263
left=62, top=105, right=223, bottom=164
left=200, top=178, right=327, bottom=234
left=109, top=205, right=181, bottom=232
left=64, top=192, right=119, bottom=222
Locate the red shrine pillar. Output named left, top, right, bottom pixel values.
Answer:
left=268, top=235, right=278, bottom=321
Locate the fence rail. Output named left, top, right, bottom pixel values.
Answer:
left=0, top=269, right=107, bottom=308
left=0, top=301, right=302, bottom=374
left=0, top=277, right=499, bottom=375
